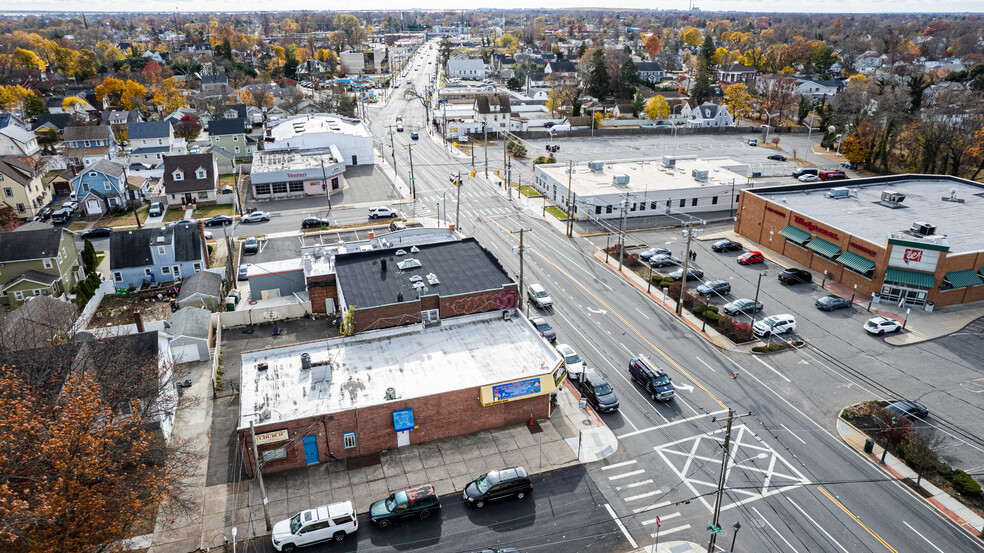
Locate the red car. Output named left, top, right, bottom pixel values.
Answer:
left=737, top=251, right=765, bottom=265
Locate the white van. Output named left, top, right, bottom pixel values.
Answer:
left=272, top=501, right=358, bottom=551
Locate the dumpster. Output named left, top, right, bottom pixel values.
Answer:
left=864, top=439, right=875, bottom=454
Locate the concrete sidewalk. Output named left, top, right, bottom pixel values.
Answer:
left=838, top=417, right=984, bottom=539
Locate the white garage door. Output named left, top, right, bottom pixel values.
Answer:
left=171, top=344, right=202, bottom=364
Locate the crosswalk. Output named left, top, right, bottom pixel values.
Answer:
left=600, top=459, right=692, bottom=541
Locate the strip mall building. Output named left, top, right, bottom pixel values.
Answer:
left=735, top=175, right=984, bottom=308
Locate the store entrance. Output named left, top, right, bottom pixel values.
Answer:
left=880, top=285, right=928, bottom=306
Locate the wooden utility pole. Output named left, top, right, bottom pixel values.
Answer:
left=707, top=410, right=735, bottom=553
left=249, top=421, right=273, bottom=531
left=565, top=160, right=574, bottom=237
left=617, top=194, right=628, bottom=272
left=408, top=144, right=416, bottom=199
left=676, top=219, right=695, bottom=316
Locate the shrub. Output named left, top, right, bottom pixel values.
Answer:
left=952, top=470, right=983, bottom=497
left=692, top=306, right=707, bottom=316
left=705, top=305, right=719, bottom=313
left=660, top=278, right=675, bottom=287
left=731, top=321, right=754, bottom=342
left=705, top=311, right=722, bottom=323
left=625, top=253, right=642, bottom=267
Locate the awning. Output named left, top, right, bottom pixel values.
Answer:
left=885, top=267, right=934, bottom=289
left=778, top=225, right=811, bottom=245
left=838, top=251, right=876, bottom=274
left=944, top=269, right=984, bottom=289
left=807, top=237, right=841, bottom=258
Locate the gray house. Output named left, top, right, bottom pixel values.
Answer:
left=447, top=59, right=486, bottom=80
left=637, top=62, right=665, bottom=84
left=164, top=306, right=212, bottom=363
left=176, top=269, right=223, bottom=310
left=109, top=223, right=207, bottom=290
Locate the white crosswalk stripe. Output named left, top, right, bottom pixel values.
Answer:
left=624, top=489, right=663, bottom=502
left=601, top=460, right=637, bottom=471
left=615, top=479, right=653, bottom=491
left=608, top=469, right=645, bottom=481
left=651, top=523, right=690, bottom=538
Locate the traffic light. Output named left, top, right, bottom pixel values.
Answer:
left=470, top=171, right=475, bottom=177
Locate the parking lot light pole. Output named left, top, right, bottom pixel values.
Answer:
left=852, top=283, right=857, bottom=303
left=731, top=521, right=741, bottom=552
left=751, top=272, right=767, bottom=327
left=881, top=416, right=899, bottom=464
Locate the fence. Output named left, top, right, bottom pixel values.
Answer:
left=217, top=299, right=313, bottom=328
left=72, top=279, right=116, bottom=334
left=471, top=125, right=811, bottom=141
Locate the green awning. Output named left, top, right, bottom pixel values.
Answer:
left=779, top=225, right=811, bottom=245
left=838, top=251, right=876, bottom=274
left=885, top=267, right=934, bottom=289
left=944, top=269, right=984, bottom=289
left=807, top=237, right=842, bottom=258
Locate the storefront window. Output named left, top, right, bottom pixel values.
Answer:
left=272, top=182, right=288, bottom=194
left=254, top=183, right=272, bottom=196
left=288, top=181, right=304, bottom=193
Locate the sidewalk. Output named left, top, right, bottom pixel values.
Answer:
left=838, top=417, right=984, bottom=539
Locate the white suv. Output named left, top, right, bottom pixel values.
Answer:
left=753, top=314, right=796, bottom=338
left=527, top=284, right=553, bottom=309
left=271, top=501, right=358, bottom=551
left=368, top=207, right=398, bottom=219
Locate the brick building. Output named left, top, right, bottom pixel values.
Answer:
left=734, top=175, right=984, bottom=309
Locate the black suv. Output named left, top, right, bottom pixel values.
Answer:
left=370, top=484, right=441, bottom=528
left=301, top=217, right=327, bottom=229
left=463, top=467, right=532, bottom=508
left=575, top=369, right=619, bottom=413
left=628, top=357, right=675, bottom=401
left=778, top=268, right=813, bottom=285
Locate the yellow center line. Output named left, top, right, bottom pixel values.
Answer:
left=818, top=486, right=900, bottom=553
left=488, top=218, right=727, bottom=410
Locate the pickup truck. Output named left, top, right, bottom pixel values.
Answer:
left=370, top=484, right=441, bottom=528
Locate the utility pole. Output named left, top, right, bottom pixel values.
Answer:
left=389, top=125, right=396, bottom=170
left=320, top=158, right=332, bottom=212
left=408, top=144, right=416, bottom=199
left=507, top=157, right=512, bottom=200
left=249, top=421, right=273, bottom=531
left=518, top=228, right=527, bottom=310
left=617, top=194, right=628, bottom=272
left=454, top=172, right=462, bottom=231
left=483, top=122, right=489, bottom=178
left=707, top=410, right=735, bottom=553
left=676, top=219, right=695, bottom=316
left=730, top=179, right=736, bottom=218
left=502, top=130, right=507, bottom=184
left=565, top=160, right=573, bottom=237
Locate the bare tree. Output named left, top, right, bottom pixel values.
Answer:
left=903, top=429, right=945, bottom=487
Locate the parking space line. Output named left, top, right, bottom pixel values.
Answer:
left=609, top=470, right=646, bottom=480
left=605, top=503, right=638, bottom=549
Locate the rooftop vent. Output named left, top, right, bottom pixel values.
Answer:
left=410, top=246, right=420, bottom=253
left=588, top=161, right=604, bottom=172
left=395, top=249, right=407, bottom=256
left=397, top=258, right=422, bottom=270
left=385, top=387, right=398, bottom=400
left=941, top=187, right=965, bottom=203
left=878, top=189, right=906, bottom=208
left=301, top=353, right=311, bottom=370
left=910, top=221, right=937, bottom=236
left=662, top=156, right=676, bottom=168
left=691, top=169, right=709, bottom=182
left=612, top=174, right=630, bottom=186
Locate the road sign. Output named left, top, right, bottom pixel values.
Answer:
left=708, top=522, right=721, bottom=535
left=654, top=516, right=661, bottom=528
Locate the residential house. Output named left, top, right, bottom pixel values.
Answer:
left=245, top=107, right=265, bottom=127
left=162, top=153, right=218, bottom=206
left=164, top=306, right=213, bottom=363
left=200, top=74, right=230, bottom=97
left=164, top=107, right=209, bottom=134
left=206, top=146, right=235, bottom=174
left=101, top=110, right=142, bottom=127
left=142, top=50, right=169, bottom=65
left=794, top=79, right=845, bottom=100
left=70, top=159, right=136, bottom=217
left=109, top=223, right=207, bottom=289
left=31, top=113, right=73, bottom=134
left=296, top=59, right=331, bottom=78
left=855, top=53, right=884, bottom=73
left=545, top=60, right=578, bottom=77
left=186, top=43, right=212, bottom=55
left=0, top=121, right=41, bottom=157
left=208, top=118, right=252, bottom=160
left=447, top=59, right=486, bottom=81
left=474, top=94, right=513, bottom=132
left=220, top=104, right=248, bottom=121
left=716, top=63, right=757, bottom=84
left=686, top=102, right=734, bottom=128
left=0, top=156, right=52, bottom=219
left=526, top=72, right=549, bottom=91
left=63, top=125, right=117, bottom=167
left=0, top=227, right=83, bottom=307
left=174, top=271, right=223, bottom=311
left=128, top=121, right=185, bottom=166
left=45, top=166, right=76, bottom=197
left=0, top=294, right=77, bottom=347
left=637, top=62, right=665, bottom=84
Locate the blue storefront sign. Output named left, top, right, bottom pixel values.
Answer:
left=491, top=378, right=542, bottom=402
left=392, top=408, right=415, bottom=432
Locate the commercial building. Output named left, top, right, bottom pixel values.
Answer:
left=532, top=157, right=751, bottom=222
left=262, top=114, right=373, bottom=166
left=250, top=150, right=346, bottom=199
left=734, top=175, right=984, bottom=308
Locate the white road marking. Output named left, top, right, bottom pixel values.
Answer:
left=694, top=355, right=717, bottom=372
left=650, top=523, right=690, bottom=538
left=619, top=409, right=729, bottom=439
left=752, top=356, right=792, bottom=383
left=786, top=497, right=850, bottom=553
left=624, top=489, right=663, bottom=502
left=903, top=521, right=946, bottom=553
left=608, top=469, right=645, bottom=481
left=780, top=423, right=807, bottom=444
left=616, top=479, right=653, bottom=491
left=751, top=506, right=801, bottom=553
left=605, top=503, right=638, bottom=549
left=633, top=500, right=670, bottom=514
left=619, top=342, right=633, bottom=355
left=635, top=308, right=651, bottom=319
left=602, top=460, right=637, bottom=471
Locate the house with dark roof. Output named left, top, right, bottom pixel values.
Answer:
left=162, top=153, right=218, bottom=206
left=0, top=294, right=77, bottom=348
left=175, top=271, right=223, bottom=311
left=200, top=74, right=230, bottom=96
left=207, top=118, right=252, bottom=159
left=127, top=121, right=182, bottom=166
left=716, top=63, right=757, bottom=84
left=637, top=61, right=665, bottom=83
left=473, top=94, right=513, bottom=132
left=686, top=102, right=734, bottom=128
left=220, top=103, right=248, bottom=121
left=164, top=306, right=213, bottom=362
left=101, top=109, right=142, bottom=127
left=0, top=228, right=83, bottom=307
left=109, top=223, right=207, bottom=289
left=31, top=113, right=73, bottom=134
left=545, top=60, right=578, bottom=75
left=70, top=159, right=134, bottom=217
left=63, top=125, right=117, bottom=167
left=0, top=155, right=53, bottom=219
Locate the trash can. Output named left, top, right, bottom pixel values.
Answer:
left=924, top=301, right=934, bottom=312
left=864, top=439, right=875, bottom=454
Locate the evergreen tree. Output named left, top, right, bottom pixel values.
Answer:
left=25, top=94, right=48, bottom=118
left=691, top=35, right=716, bottom=105
left=82, top=239, right=97, bottom=274
left=797, top=95, right=811, bottom=124
left=588, top=49, right=610, bottom=99
left=631, top=90, right=646, bottom=116
left=620, top=58, right=640, bottom=100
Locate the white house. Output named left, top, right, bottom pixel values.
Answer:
left=0, top=123, right=40, bottom=157
left=686, top=102, right=734, bottom=128
left=794, top=79, right=845, bottom=100
left=447, top=59, right=486, bottom=81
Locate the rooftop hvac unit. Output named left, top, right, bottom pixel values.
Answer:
left=662, top=156, right=676, bottom=168
left=880, top=189, right=906, bottom=207
left=910, top=221, right=937, bottom=236
left=301, top=353, right=311, bottom=370
left=385, top=387, right=398, bottom=400
left=613, top=174, right=630, bottom=186
left=588, top=161, right=604, bottom=172
left=691, top=169, right=709, bottom=182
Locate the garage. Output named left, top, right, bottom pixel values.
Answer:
left=165, top=307, right=213, bottom=364
left=171, top=343, right=204, bottom=364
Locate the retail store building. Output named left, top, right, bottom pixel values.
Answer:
left=250, top=150, right=346, bottom=199
left=734, top=175, right=984, bottom=308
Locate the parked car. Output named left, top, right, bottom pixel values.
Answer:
left=368, top=207, right=398, bottom=219
left=668, top=267, right=704, bottom=281
left=778, top=268, right=813, bottom=285
left=885, top=400, right=928, bottom=420
left=574, top=369, right=619, bottom=413
left=243, top=236, right=259, bottom=255
left=639, top=247, right=672, bottom=260
left=798, top=174, right=820, bottom=182
left=737, top=251, right=765, bottom=265
left=205, top=215, right=233, bottom=227
left=463, top=467, right=532, bottom=508
left=220, top=186, right=235, bottom=194
left=204, top=231, right=214, bottom=240
left=37, top=207, right=53, bottom=221
left=753, top=314, right=797, bottom=338
left=711, top=239, right=743, bottom=252
left=148, top=202, right=165, bottom=217
left=628, top=357, right=675, bottom=401
left=864, top=316, right=902, bottom=335
left=532, top=318, right=556, bottom=342
left=370, top=484, right=441, bottom=528
left=301, top=217, right=327, bottom=229
left=171, top=219, right=195, bottom=227
left=238, top=264, right=250, bottom=281
left=410, top=132, right=419, bottom=140
left=649, top=254, right=682, bottom=268
left=242, top=211, right=271, bottom=223
left=819, top=169, right=848, bottom=181
left=815, top=295, right=852, bottom=311
left=722, top=298, right=763, bottom=315
left=556, top=343, right=585, bottom=379
left=840, top=161, right=858, bottom=170
left=747, top=139, right=758, bottom=146
left=696, top=279, right=731, bottom=297
left=80, top=227, right=112, bottom=239
left=792, top=168, right=819, bottom=178
left=767, top=154, right=787, bottom=161
left=271, top=501, right=358, bottom=551
left=527, top=284, right=553, bottom=309
left=389, top=221, right=407, bottom=231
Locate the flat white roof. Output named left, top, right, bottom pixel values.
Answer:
left=267, top=114, right=371, bottom=142
left=252, top=150, right=340, bottom=173
left=537, top=157, right=749, bottom=196
left=237, top=310, right=562, bottom=429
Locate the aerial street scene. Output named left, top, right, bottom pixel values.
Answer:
left=1, top=1, right=983, bottom=553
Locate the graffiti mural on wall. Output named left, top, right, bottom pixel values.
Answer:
left=446, top=288, right=518, bottom=316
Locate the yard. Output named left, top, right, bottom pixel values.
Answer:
left=218, top=174, right=237, bottom=189
left=544, top=206, right=567, bottom=219
left=192, top=204, right=234, bottom=219
left=87, top=293, right=176, bottom=329
left=69, top=206, right=149, bottom=231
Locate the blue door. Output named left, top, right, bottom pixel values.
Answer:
left=302, top=436, right=319, bottom=465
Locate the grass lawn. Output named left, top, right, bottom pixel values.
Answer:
left=544, top=206, right=567, bottom=220
left=94, top=252, right=105, bottom=266
left=162, top=208, right=185, bottom=222
left=519, top=186, right=541, bottom=198
left=192, top=204, right=234, bottom=219
left=218, top=174, right=237, bottom=189
left=70, top=206, right=150, bottom=230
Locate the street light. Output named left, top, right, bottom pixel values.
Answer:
left=751, top=272, right=767, bottom=327
left=880, top=416, right=899, bottom=465
left=731, top=521, right=741, bottom=552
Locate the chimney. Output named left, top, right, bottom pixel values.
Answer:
left=133, top=309, right=145, bottom=333
left=380, top=257, right=387, bottom=271
left=397, top=291, right=404, bottom=302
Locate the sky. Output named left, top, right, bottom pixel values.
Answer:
left=3, top=0, right=984, bottom=13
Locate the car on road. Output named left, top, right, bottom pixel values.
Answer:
left=204, top=231, right=214, bottom=240
left=778, top=268, right=813, bottom=285
left=574, top=369, right=619, bottom=413
left=696, top=279, right=731, bottom=297
left=36, top=207, right=54, bottom=221
left=722, top=298, right=763, bottom=315
left=148, top=202, right=165, bottom=217
left=639, top=247, right=672, bottom=260
left=668, top=267, right=704, bottom=281
left=241, top=211, right=271, bottom=223
left=628, top=357, right=675, bottom=401
left=396, top=123, right=404, bottom=132
left=767, top=154, right=787, bottom=161
left=532, top=318, right=556, bottom=342
left=753, top=314, right=797, bottom=338
left=242, top=236, right=259, bottom=255
left=865, top=316, right=902, bottom=335
left=798, top=174, right=821, bottom=182
left=238, top=264, right=250, bottom=281
left=712, top=239, right=743, bottom=252
left=389, top=221, right=407, bottom=231
left=171, top=219, right=195, bottom=227
left=841, top=161, right=858, bottom=170
left=747, top=139, right=758, bottom=146
left=271, top=501, right=358, bottom=551
left=301, top=217, right=327, bottom=229
left=815, top=295, right=852, bottom=311
left=556, top=343, right=585, bottom=379
left=737, top=251, right=765, bottom=265
left=649, top=254, right=682, bottom=268
left=527, top=284, right=553, bottom=309
left=368, top=206, right=398, bottom=219
left=370, top=484, right=441, bottom=528
left=80, top=227, right=112, bottom=239
left=463, top=467, right=532, bottom=508
left=885, top=400, right=928, bottom=420
left=410, top=132, right=419, bottom=140
left=205, top=215, right=233, bottom=227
